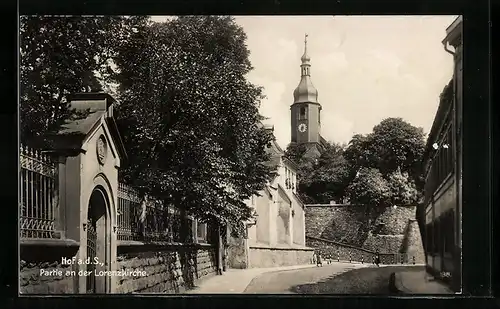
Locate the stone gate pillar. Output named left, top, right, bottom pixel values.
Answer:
left=38, top=93, right=127, bottom=294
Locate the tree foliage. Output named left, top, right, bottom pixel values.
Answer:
left=346, top=168, right=390, bottom=206
left=284, top=142, right=354, bottom=204
left=113, top=16, right=275, bottom=233
left=386, top=168, right=419, bottom=206
left=19, top=16, right=124, bottom=141
left=283, top=142, right=309, bottom=166
left=287, top=118, right=425, bottom=206
left=345, top=117, right=426, bottom=191
left=300, top=142, right=354, bottom=204
left=342, top=118, right=426, bottom=206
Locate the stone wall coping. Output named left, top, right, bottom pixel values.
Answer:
left=305, top=204, right=417, bottom=208
left=20, top=238, right=80, bottom=262
left=117, top=240, right=214, bottom=248
left=20, top=238, right=80, bottom=247
left=249, top=245, right=314, bottom=252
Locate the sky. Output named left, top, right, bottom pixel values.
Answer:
left=151, top=15, right=458, bottom=150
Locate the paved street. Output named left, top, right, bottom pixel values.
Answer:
left=186, top=262, right=369, bottom=294
left=244, top=264, right=425, bottom=294
left=186, top=264, right=320, bottom=294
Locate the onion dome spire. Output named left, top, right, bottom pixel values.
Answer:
left=293, top=34, right=319, bottom=104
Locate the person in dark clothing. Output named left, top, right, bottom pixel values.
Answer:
left=375, top=250, right=381, bottom=267
left=316, top=251, right=323, bottom=267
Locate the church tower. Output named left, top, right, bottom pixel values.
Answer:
left=290, top=34, right=322, bottom=148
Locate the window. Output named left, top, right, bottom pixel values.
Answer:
left=197, top=220, right=208, bottom=243
left=443, top=211, right=455, bottom=255
left=425, top=123, right=454, bottom=199
left=430, top=219, right=437, bottom=254
left=447, top=129, right=454, bottom=172
left=425, top=223, right=434, bottom=253
left=299, top=107, right=307, bottom=120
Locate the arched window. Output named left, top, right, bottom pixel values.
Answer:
left=299, top=107, right=306, bottom=120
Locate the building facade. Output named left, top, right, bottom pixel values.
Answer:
left=290, top=34, right=329, bottom=158
left=226, top=126, right=313, bottom=269
left=422, top=16, right=462, bottom=292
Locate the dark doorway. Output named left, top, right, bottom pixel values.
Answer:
left=86, top=188, right=109, bottom=293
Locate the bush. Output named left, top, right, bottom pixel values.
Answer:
left=346, top=168, right=390, bottom=207
left=386, top=168, right=419, bottom=206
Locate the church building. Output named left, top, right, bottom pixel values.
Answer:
left=226, top=124, right=313, bottom=269
left=290, top=34, right=329, bottom=158
left=224, top=36, right=323, bottom=269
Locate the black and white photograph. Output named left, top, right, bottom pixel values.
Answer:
left=19, top=15, right=462, bottom=295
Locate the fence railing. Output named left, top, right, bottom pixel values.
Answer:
left=319, top=251, right=418, bottom=265
left=19, top=143, right=212, bottom=243
left=20, top=145, right=59, bottom=239
left=117, top=182, right=192, bottom=243
left=307, top=236, right=421, bottom=265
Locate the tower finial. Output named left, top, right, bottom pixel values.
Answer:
left=301, top=34, right=310, bottom=63
left=304, top=33, right=308, bottom=53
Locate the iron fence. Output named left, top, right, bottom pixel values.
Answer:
left=20, top=145, right=59, bottom=239
left=117, top=182, right=187, bottom=242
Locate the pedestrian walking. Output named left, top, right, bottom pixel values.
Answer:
left=316, top=251, right=323, bottom=267
left=375, top=249, right=381, bottom=267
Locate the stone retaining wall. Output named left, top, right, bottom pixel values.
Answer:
left=305, top=204, right=418, bottom=252
left=247, top=246, right=314, bottom=268
left=20, top=241, right=218, bottom=294
left=116, top=242, right=218, bottom=293
left=20, top=259, right=76, bottom=294
left=19, top=239, right=79, bottom=294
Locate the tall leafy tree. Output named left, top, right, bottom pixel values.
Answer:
left=344, top=117, right=426, bottom=191
left=19, top=16, right=124, bottom=141
left=300, top=142, right=354, bottom=204
left=370, top=118, right=426, bottom=180
left=346, top=167, right=390, bottom=207
left=113, top=16, right=275, bottom=235
left=342, top=117, right=426, bottom=206
left=344, top=134, right=377, bottom=171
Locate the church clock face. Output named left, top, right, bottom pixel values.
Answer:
left=298, top=123, right=307, bottom=133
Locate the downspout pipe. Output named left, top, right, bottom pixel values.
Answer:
left=443, top=40, right=456, bottom=56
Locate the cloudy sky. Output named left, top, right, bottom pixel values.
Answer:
left=152, top=15, right=458, bottom=149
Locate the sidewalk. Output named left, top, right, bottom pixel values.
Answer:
left=185, top=264, right=320, bottom=294
left=390, top=269, right=454, bottom=294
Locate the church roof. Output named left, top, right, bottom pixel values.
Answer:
left=282, top=157, right=299, bottom=172
left=293, top=77, right=319, bottom=104
left=320, top=135, right=329, bottom=148
left=259, top=122, right=284, bottom=172
left=293, top=34, right=319, bottom=104
left=292, top=192, right=305, bottom=209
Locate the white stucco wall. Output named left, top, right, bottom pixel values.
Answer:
left=246, top=156, right=304, bottom=248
